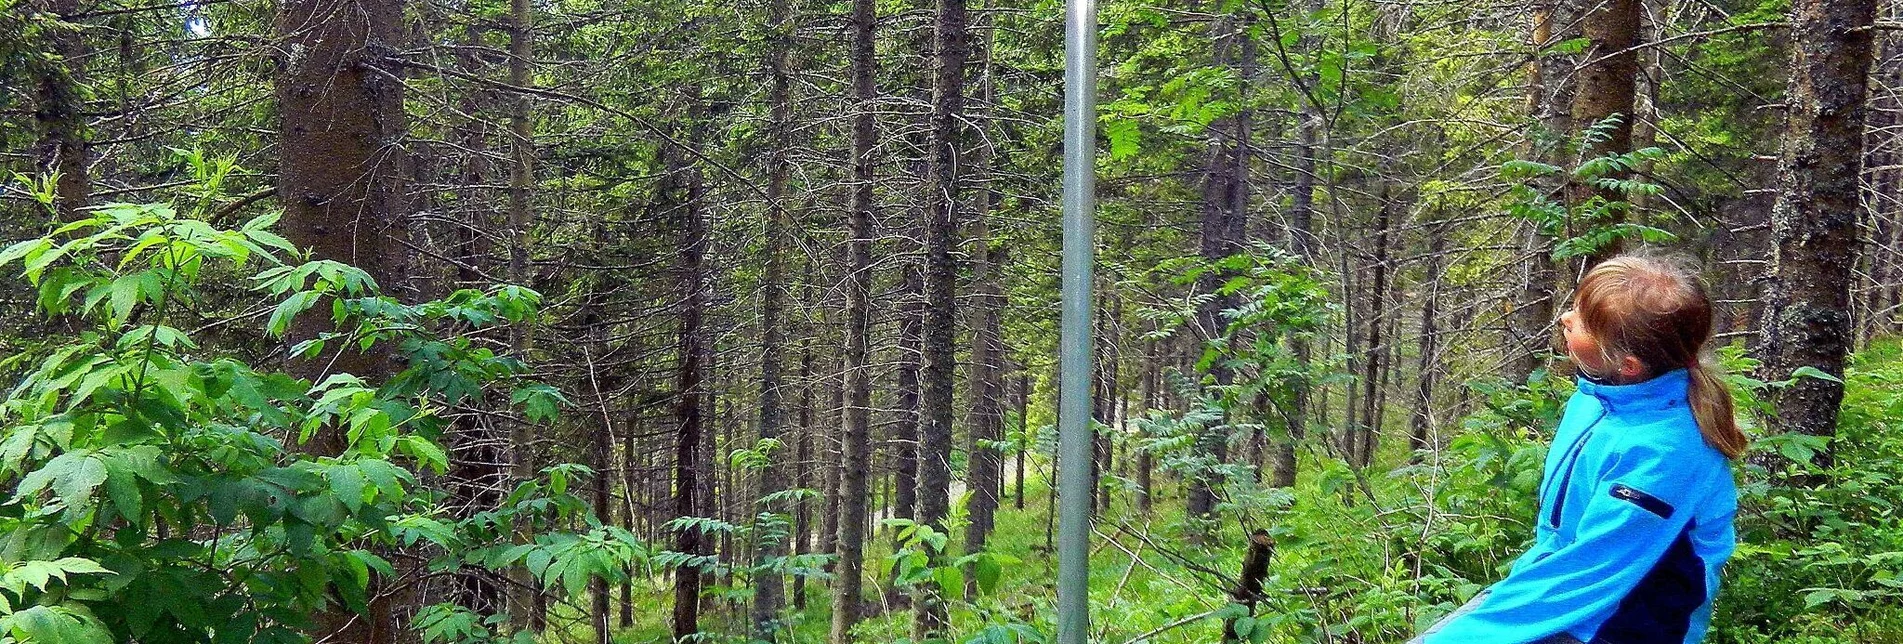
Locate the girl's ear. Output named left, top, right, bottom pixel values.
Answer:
left=1618, top=355, right=1647, bottom=381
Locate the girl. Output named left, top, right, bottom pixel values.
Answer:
left=1413, top=255, right=1747, bottom=644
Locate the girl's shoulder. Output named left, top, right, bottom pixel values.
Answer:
left=1600, top=406, right=1727, bottom=469
left=1592, top=410, right=1735, bottom=510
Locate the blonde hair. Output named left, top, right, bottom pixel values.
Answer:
left=1573, top=254, right=1748, bottom=459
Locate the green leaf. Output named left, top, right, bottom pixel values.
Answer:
left=1544, top=37, right=1590, bottom=56
left=511, top=383, right=567, bottom=424
left=973, top=555, right=1002, bottom=594
left=14, top=452, right=99, bottom=506
left=8, top=605, right=110, bottom=643
left=103, top=462, right=143, bottom=520
left=1789, top=366, right=1843, bottom=384
left=50, top=557, right=110, bottom=575
left=329, top=465, right=368, bottom=513
left=0, top=238, right=53, bottom=269
left=1232, top=615, right=1256, bottom=638
left=1102, top=117, right=1141, bottom=161
left=267, top=291, right=322, bottom=337
left=933, top=565, right=964, bottom=597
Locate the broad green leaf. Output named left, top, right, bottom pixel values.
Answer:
left=267, top=291, right=322, bottom=337
left=1790, top=366, right=1844, bottom=384
left=934, top=566, right=964, bottom=596
left=329, top=465, right=367, bottom=513
left=973, top=554, right=1002, bottom=594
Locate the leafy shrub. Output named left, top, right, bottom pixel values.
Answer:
left=1714, top=338, right=1903, bottom=643
left=0, top=197, right=638, bottom=643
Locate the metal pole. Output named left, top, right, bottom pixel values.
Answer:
left=1056, top=0, right=1097, bottom=640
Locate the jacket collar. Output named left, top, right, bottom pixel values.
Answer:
left=1576, top=368, right=1690, bottom=412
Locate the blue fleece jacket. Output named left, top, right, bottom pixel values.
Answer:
left=1424, top=369, right=1738, bottom=644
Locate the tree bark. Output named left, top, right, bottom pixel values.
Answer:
left=792, top=344, right=815, bottom=610
left=829, top=0, right=878, bottom=636
left=275, top=0, right=409, bottom=638
left=885, top=268, right=921, bottom=609
left=1411, top=223, right=1448, bottom=461
left=444, top=23, right=505, bottom=618
left=1355, top=194, right=1394, bottom=469
left=1186, top=14, right=1250, bottom=538
left=961, top=30, right=1005, bottom=597
left=1277, top=43, right=1320, bottom=490
left=1508, top=0, right=1577, bottom=382
left=750, top=0, right=794, bottom=633
left=504, top=0, right=541, bottom=627
left=670, top=131, right=710, bottom=643
left=913, top=0, right=968, bottom=632
left=1568, top=0, right=1640, bottom=269
left=1759, top=0, right=1879, bottom=465
left=620, top=413, right=639, bottom=629
left=32, top=0, right=89, bottom=221
left=1138, top=339, right=1157, bottom=510
left=584, top=306, right=614, bottom=644
left=1016, top=371, right=1030, bottom=510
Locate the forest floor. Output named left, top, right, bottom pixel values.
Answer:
left=583, top=452, right=1435, bottom=643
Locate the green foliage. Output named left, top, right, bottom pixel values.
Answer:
left=868, top=517, right=1035, bottom=644
left=1132, top=245, right=1333, bottom=534
left=1714, top=338, right=1903, bottom=642
left=1501, top=116, right=1677, bottom=261
left=0, top=195, right=640, bottom=642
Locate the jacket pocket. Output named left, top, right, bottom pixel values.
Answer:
left=1610, top=483, right=1675, bottom=519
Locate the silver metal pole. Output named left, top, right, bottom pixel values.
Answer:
left=1056, top=0, right=1097, bottom=640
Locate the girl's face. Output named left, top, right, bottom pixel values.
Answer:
left=1559, top=308, right=1606, bottom=373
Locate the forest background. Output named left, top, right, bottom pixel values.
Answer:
left=1, top=0, right=1901, bottom=641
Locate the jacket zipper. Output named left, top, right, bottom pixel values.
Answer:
left=1545, top=408, right=1609, bottom=529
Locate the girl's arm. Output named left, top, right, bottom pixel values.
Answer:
left=1423, top=438, right=1714, bottom=643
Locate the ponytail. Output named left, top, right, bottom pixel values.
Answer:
left=1687, top=358, right=1748, bottom=459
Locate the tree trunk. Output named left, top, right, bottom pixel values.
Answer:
left=1092, top=306, right=1112, bottom=514
left=707, top=350, right=729, bottom=620
left=32, top=0, right=88, bottom=221
left=792, top=345, right=815, bottom=610
left=1277, top=49, right=1320, bottom=490
left=1186, top=14, right=1250, bottom=539
left=1340, top=247, right=1360, bottom=463
left=818, top=355, right=843, bottom=569
left=1016, top=371, right=1030, bottom=510
left=829, top=0, right=878, bottom=636
left=885, top=269, right=921, bottom=609
left=1568, top=0, right=1640, bottom=270
left=620, top=413, right=639, bottom=629
left=1138, top=339, right=1157, bottom=510
left=1411, top=223, right=1448, bottom=461
left=1758, top=0, right=1879, bottom=465
left=504, top=0, right=541, bottom=627
left=1355, top=195, right=1393, bottom=469
left=1508, top=0, right=1577, bottom=382
left=913, top=0, right=968, bottom=633
left=670, top=131, right=710, bottom=643
left=750, top=0, right=794, bottom=633
left=445, top=23, right=505, bottom=615
left=962, top=30, right=1005, bottom=597
left=276, top=0, right=412, bottom=383
left=275, top=0, right=409, bottom=636
left=585, top=311, right=614, bottom=644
